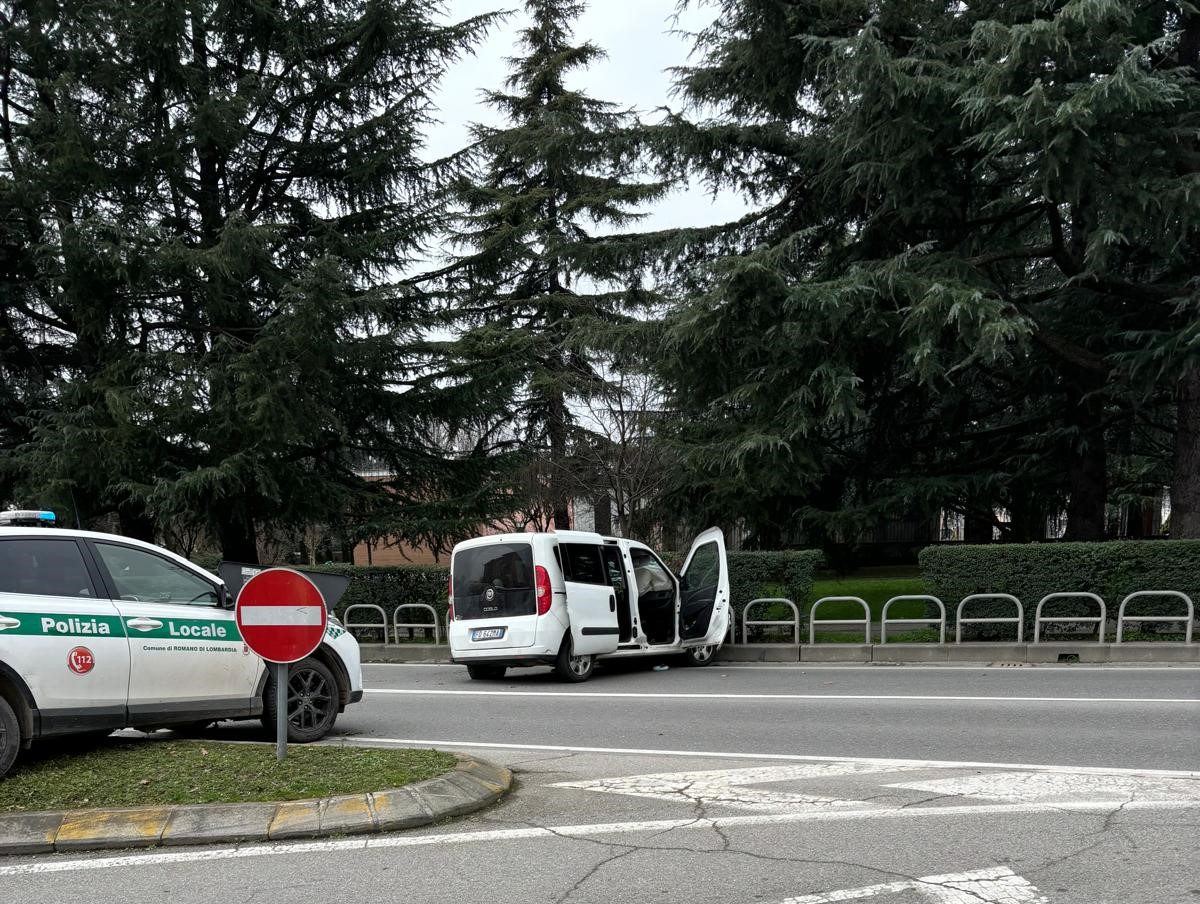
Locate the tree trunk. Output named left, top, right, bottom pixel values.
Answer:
left=217, top=510, right=259, bottom=564
left=964, top=511, right=993, bottom=544
left=1063, top=391, right=1107, bottom=541
left=547, top=392, right=571, bottom=530
left=117, top=507, right=157, bottom=544
left=1172, top=366, right=1200, bottom=538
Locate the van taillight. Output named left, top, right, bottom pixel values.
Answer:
left=447, top=577, right=454, bottom=622
left=535, top=565, right=552, bottom=615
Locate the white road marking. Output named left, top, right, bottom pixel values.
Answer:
left=778, top=867, right=1048, bottom=903
left=888, top=772, right=1200, bottom=805
left=339, top=737, right=1200, bottom=779
left=1, top=801, right=1195, bottom=878
left=553, top=762, right=1200, bottom=814
left=552, top=762, right=927, bottom=812
left=362, top=662, right=1200, bottom=671
left=366, top=688, right=1199, bottom=704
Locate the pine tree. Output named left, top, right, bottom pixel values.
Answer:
left=433, top=0, right=668, bottom=530
left=0, top=0, right=500, bottom=558
left=645, top=0, right=1199, bottom=542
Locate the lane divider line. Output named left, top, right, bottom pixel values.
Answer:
left=365, top=688, right=1200, bottom=704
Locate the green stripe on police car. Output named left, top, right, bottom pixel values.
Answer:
left=0, top=611, right=238, bottom=641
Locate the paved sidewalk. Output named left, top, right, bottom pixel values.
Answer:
left=0, top=755, right=511, bottom=855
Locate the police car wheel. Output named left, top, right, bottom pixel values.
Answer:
left=0, top=696, right=20, bottom=779
left=263, top=658, right=339, bottom=743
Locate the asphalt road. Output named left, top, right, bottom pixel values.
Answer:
left=1, top=662, right=1197, bottom=904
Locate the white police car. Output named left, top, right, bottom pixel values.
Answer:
left=0, top=514, right=364, bottom=778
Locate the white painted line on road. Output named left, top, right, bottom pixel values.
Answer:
left=366, top=688, right=1200, bottom=704
left=553, top=762, right=931, bottom=812
left=889, top=771, right=1200, bottom=805
left=1, top=800, right=1195, bottom=878
left=778, top=867, right=1048, bottom=903
left=340, top=737, right=1200, bottom=779
left=363, top=662, right=1200, bottom=671
left=553, top=763, right=1200, bottom=813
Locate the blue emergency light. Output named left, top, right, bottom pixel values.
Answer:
left=0, top=510, right=58, bottom=527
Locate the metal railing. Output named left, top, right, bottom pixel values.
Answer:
left=392, top=603, right=442, bottom=645
left=880, top=595, right=946, bottom=644
left=956, top=594, right=1024, bottom=643
left=1033, top=592, right=1106, bottom=644
left=742, top=598, right=800, bottom=645
left=1116, top=591, right=1194, bottom=644
left=809, top=596, right=870, bottom=644
left=343, top=604, right=389, bottom=646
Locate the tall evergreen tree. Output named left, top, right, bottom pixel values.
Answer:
left=644, top=0, right=1198, bottom=543
left=434, top=0, right=668, bottom=530
left=1, top=0, right=500, bottom=559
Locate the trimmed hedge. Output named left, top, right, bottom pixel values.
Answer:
left=305, top=549, right=822, bottom=642
left=662, top=549, right=823, bottom=629
left=319, top=564, right=450, bottom=640
left=920, top=541, right=1200, bottom=638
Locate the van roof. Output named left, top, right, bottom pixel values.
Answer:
left=453, top=529, right=616, bottom=551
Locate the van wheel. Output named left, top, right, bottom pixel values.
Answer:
left=466, top=664, right=506, bottom=681
left=263, top=658, right=339, bottom=743
left=683, top=644, right=718, bottom=667
left=0, top=696, right=21, bottom=779
left=554, top=639, right=594, bottom=682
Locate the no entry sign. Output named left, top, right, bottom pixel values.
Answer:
left=235, top=568, right=327, bottom=664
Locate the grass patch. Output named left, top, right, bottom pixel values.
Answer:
left=0, top=741, right=456, bottom=813
left=808, top=575, right=929, bottom=620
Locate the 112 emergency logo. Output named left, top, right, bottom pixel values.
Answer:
left=67, top=646, right=95, bottom=675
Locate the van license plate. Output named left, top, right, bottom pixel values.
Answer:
left=471, top=627, right=506, bottom=641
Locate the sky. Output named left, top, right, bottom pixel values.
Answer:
left=426, top=0, right=750, bottom=232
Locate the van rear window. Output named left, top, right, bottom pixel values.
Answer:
left=453, top=543, right=536, bottom=620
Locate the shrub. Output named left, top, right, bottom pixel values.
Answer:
left=316, top=564, right=450, bottom=636
left=919, top=541, right=1200, bottom=639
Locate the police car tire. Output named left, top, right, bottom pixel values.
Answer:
left=262, top=657, right=339, bottom=743
left=0, top=696, right=20, bottom=779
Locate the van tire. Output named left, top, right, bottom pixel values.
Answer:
left=262, top=657, right=339, bottom=743
left=466, top=664, right=506, bottom=681
left=0, top=696, right=20, bottom=779
left=554, top=639, right=594, bottom=682
left=682, top=644, right=718, bottom=667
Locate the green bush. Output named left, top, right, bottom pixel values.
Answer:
left=316, top=564, right=450, bottom=640
left=664, top=549, right=823, bottom=629
left=919, top=541, right=1200, bottom=639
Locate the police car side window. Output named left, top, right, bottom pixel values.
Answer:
left=0, top=539, right=95, bottom=598
left=94, top=543, right=219, bottom=606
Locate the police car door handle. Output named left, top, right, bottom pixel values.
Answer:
left=609, top=595, right=616, bottom=612
left=0, top=616, right=19, bottom=630
left=126, top=617, right=164, bottom=632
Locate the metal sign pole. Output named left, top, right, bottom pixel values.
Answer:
left=275, top=661, right=288, bottom=761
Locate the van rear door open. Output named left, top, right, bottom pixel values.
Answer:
left=556, top=536, right=620, bottom=656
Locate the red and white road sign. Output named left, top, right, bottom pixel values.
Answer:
left=235, top=568, right=328, bottom=664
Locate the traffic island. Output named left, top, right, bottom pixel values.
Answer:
left=0, top=742, right=511, bottom=855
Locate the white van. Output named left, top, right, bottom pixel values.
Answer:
left=448, top=528, right=729, bottom=681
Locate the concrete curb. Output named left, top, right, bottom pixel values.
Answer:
left=0, top=755, right=511, bottom=855
left=359, top=642, right=1199, bottom=665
